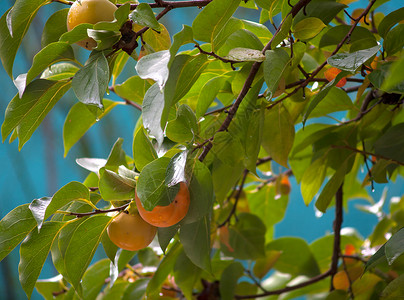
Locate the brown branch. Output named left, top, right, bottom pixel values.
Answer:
left=341, top=91, right=381, bottom=125
left=53, top=0, right=214, bottom=9
left=331, top=145, right=404, bottom=166
left=217, top=169, right=249, bottom=228
left=330, top=184, right=344, bottom=290
left=197, top=0, right=313, bottom=162
left=69, top=203, right=129, bottom=218
left=235, top=269, right=332, bottom=299
left=195, top=44, right=239, bottom=66
left=269, top=0, right=378, bottom=109
left=109, top=86, right=143, bottom=111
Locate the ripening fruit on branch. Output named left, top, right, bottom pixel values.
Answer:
left=107, top=211, right=157, bottom=251
left=324, top=67, right=347, bottom=87
left=67, top=0, right=117, bottom=50
left=135, top=182, right=191, bottom=228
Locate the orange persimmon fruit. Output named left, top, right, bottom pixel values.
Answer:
left=135, top=182, right=191, bottom=228
left=324, top=67, right=347, bottom=87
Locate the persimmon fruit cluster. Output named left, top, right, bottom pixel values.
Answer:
left=107, top=211, right=157, bottom=251
left=135, top=182, right=191, bottom=228
left=67, top=0, right=117, bottom=50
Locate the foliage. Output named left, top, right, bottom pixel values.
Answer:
left=0, top=0, right=404, bottom=299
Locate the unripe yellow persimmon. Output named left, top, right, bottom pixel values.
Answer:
left=67, top=0, right=117, bottom=50
left=135, top=182, right=191, bottom=228
left=107, top=211, right=157, bottom=251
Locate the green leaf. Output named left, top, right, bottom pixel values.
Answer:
left=181, top=160, right=214, bottom=225
left=385, top=227, right=404, bottom=265
left=213, top=18, right=244, bottom=53
left=374, top=123, right=404, bottom=164
left=382, top=56, right=404, bottom=92
left=271, top=14, right=292, bottom=48
left=248, top=185, right=288, bottom=241
left=146, top=242, right=181, bottom=297
left=327, top=45, right=381, bottom=72
left=80, top=259, right=111, bottom=300
left=261, top=105, right=295, bottom=168
left=157, top=226, right=178, bottom=254
left=63, top=99, right=120, bottom=156
left=319, top=25, right=375, bottom=49
left=293, top=17, right=326, bottom=40
left=293, top=0, right=347, bottom=26
left=263, top=48, right=291, bottom=98
left=72, top=51, right=109, bottom=109
left=180, top=216, right=211, bottom=272
left=169, top=25, right=194, bottom=63
left=303, top=71, right=349, bottom=125
left=133, top=127, right=158, bottom=172
left=192, top=0, right=241, bottom=50
left=19, top=221, right=64, bottom=299
left=368, top=62, right=404, bottom=93
left=222, top=213, right=266, bottom=260
left=380, top=273, right=404, bottom=299
left=0, top=0, right=49, bottom=78
left=166, top=104, right=198, bottom=143
left=1, top=79, right=71, bottom=148
left=196, top=76, right=230, bottom=117
left=41, top=62, right=79, bottom=81
left=301, top=155, right=328, bottom=205
left=226, top=47, right=265, bottom=62
left=220, top=262, right=244, bottom=300
left=64, top=215, right=112, bottom=292
left=129, top=3, right=161, bottom=31
left=35, top=275, right=65, bottom=300
left=384, top=24, right=404, bottom=56
left=105, top=138, right=128, bottom=171
left=365, top=243, right=387, bottom=271
left=87, top=29, right=121, bottom=50
left=315, top=161, right=348, bottom=213
left=266, top=237, right=321, bottom=277
left=136, top=157, right=179, bottom=210
left=123, top=278, right=150, bottom=300
left=378, top=7, right=404, bottom=38
left=142, top=23, right=171, bottom=53
left=308, top=87, right=355, bottom=119
left=111, top=51, right=129, bottom=85
left=99, top=168, right=136, bottom=201
left=165, top=54, right=209, bottom=109
left=41, top=8, right=69, bottom=48
left=59, top=23, right=93, bottom=46
left=173, top=249, right=201, bottom=299
left=142, top=83, right=165, bottom=146
left=135, top=50, right=170, bottom=89
left=165, top=151, right=188, bottom=187
left=114, top=75, right=151, bottom=105
left=0, top=204, right=37, bottom=261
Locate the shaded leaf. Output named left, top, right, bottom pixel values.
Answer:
left=64, top=215, right=112, bottom=291
left=0, top=204, right=37, bottom=261
left=180, top=216, right=211, bottom=272
left=293, top=17, right=326, bottom=40
left=1, top=79, right=71, bottom=149
left=72, top=51, right=109, bottom=109
left=19, top=221, right=64, bottom=299
left=129, top=3, right=161, bottom=31
left=220, top=262, right=244, bottom=300
left=263, top=48, right=291, bottom=99
left=41, top=8, right=68, bottom=48
left=64, top=100, right=120, bottom=156
left=133, top=126, right=157, bottom=172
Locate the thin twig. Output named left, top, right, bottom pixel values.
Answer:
left=198, top=0, right=313, bottom=162
left=330, top=184, right=344, bottom=291
left=218, top=169, right=249, bottom=227
left=195, top=44, right=239, bottom=65
left=331, top=145, right=404, bottom=166
left=235, top=269, right=332, bottom=299
left=68, top=203, right=129, bottom=218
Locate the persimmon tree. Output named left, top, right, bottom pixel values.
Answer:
left=0, top=0, right=404, bottom=299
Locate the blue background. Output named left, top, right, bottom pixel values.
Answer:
left=0, top=0, right=403, bottom=299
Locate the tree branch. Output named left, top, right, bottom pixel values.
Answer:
left=235, top=269, right=332, bottom=299
left=198, top=0, right=313, bottom=162
left=330, top=184, right=344, bottom=290
left=68, top=203, right=129, bottom=218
